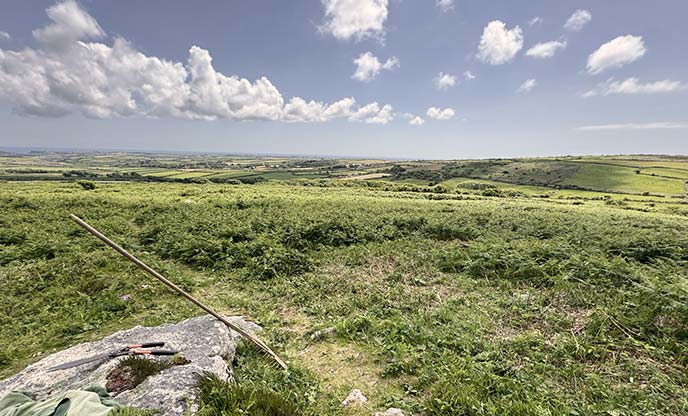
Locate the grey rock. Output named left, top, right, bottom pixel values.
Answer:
left=309, top=326, right=336, bottom=341
left=0, top=315, right=261, bottom=416
left=342, top=388, right=367, bottom=407
left=374, top=408, right=406, bottom=416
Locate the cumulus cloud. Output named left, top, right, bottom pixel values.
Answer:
left=587, top=35, right=645, bottom=74
left=525, top=40, right=567, bottom=59
left=319, top=0, right=389, bottom=41
left=577, top=122, right=688, bottom=131
left=32, top=0, right=104, bottom=49
left=564, top=9, right=591, bottom=31
left=582, top=78, right=688, bottom=97
left=477, top=21, right=523, bottom=65
left=436, top=0, right=454, bottom=12
left=409, top=116, right=425, bottom=125
left=0, top=32, right=10, bottom=41
left=434, top=72, right=456, bottom=90
left=517, top=79, right=537, bottom=93
left=426, top=106, right=455, bottom=120
left=352, top=51, right=399, bottom=82
left=0, top=0, right=394, bottom=124
left=349, top=102, right=394, bottom=124
left=464, top=71, right=476, bottom=80
left=529, top=17, right=542, bottom=27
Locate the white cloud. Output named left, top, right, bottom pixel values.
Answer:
left=32, top=0, right=104, bottom=50
left=321, top=97, right=356, bottom=119
left=582, top=77, right=688, bottom=97
left=517, top=79, right=537, bottom=93
left=436, top=0, right=454, bottom=12
left=282, top=97, right=327, bottom=123
left=525, top=40, right=567, bottom=59
left=577, top=122, right=688, bottom=131
left=0, top=32, right=10, bottom=41
left=434, top=72, right=456, bottom=90
left=352, top=51, right=399, bottom=82
left=349, top=102, right=394, bottom=124
left=319, top=0, right=388, bottom=41
left=464, top=71, right=476, bottom=80
left=476, top=21, right=523, bottom=65
left=587, top=35, right=645, bottom=74
left=529, top=17, right=542, bottom=27
left=0, top=0, right=393, bottom=124
left=426, top=106, right=455, bottom=120
left=564, top=9, right=592, bottom=31
left=409, top=116, right=425, bottom=125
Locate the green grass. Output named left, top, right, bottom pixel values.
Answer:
left=564, top=164, right=687, bottom=195
left=165, top=171, right=216, bottom=179
left=106, top=356, right=173, bottom=394
left=1, top=179, right=687, bottom=415
left=641, top=167, right=688, bottom=180
left=203, top=171, right=254, bottom=180
left=196, top=372, right=301, bottom=416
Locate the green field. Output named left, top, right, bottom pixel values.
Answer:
left=564, top=164, right=687, bottom=195
left=641, top=167, right=688, bottom=180
left=1, top=170, right=687, bottom=415
left=2, top=153, right=687, bottom=199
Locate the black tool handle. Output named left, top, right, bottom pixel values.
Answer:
left=128, top=342, right=165, bottom=349
left=134, top=349, right=178, bottom=356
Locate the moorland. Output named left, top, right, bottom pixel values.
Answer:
left=1, top=151, right=687, bottom=415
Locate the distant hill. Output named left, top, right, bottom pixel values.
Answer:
left=1, top=152, right=686, bottom=197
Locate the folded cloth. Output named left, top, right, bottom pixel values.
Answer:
left=0, top=386, right=118, bottom=416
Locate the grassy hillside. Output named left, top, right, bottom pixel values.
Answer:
left=563, top=164, right=686, bottom=195
left=1, top=180, right=687, bottom=415
left=2, top=153, right=687, bottom=199
left=391, top=156, right=688, bottom=197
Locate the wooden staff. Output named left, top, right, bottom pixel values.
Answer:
left=69, top=214, right=287, bottom=370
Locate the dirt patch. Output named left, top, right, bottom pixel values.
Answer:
left=296, top=342, right=388, bottom=396
left=488, top=325, right=521, bottom=342
left=280, top=306, right=314, bottom=337
left=570, top=308, right=592, bottom=335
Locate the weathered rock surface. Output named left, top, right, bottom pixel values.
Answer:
left=342, top=388, right=368, bottom=407
left=0, top=315, right=260, bottom=415
left=374, top=408, right=406, bottom=416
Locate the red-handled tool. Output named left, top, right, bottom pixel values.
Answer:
left=47, top=342, right=178, bottom=372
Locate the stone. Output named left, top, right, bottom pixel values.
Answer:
left=342, top=388, right=367, bottom=407
left=309, top=326, right=336, bottom=341
left=0, top=315, right=261, bottom=416
left=374, top=408, right=406, bottom=416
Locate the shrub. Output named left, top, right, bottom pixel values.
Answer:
left=77, top=180, right=96, bottom=190
left=244, top=241, right=312, bottom=279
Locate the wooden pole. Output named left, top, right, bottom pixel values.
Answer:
left=69, top=214, right=287, bottom=370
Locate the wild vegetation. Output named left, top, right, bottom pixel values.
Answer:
left=0, top=153, right=687, bottom=415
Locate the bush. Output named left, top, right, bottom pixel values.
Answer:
left=77, top=180, right=96, bottom=190
left=244, top=241, right=313, bottom=279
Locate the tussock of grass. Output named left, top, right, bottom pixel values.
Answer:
left=196, top=373, right=299, bottom=416
left=106, top=356, right=173, bottom=394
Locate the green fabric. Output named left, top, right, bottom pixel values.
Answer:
left=0, top=387, right=119, bottom=416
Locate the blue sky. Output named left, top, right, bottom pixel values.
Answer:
left=0, top=0, right=686, bottom=158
